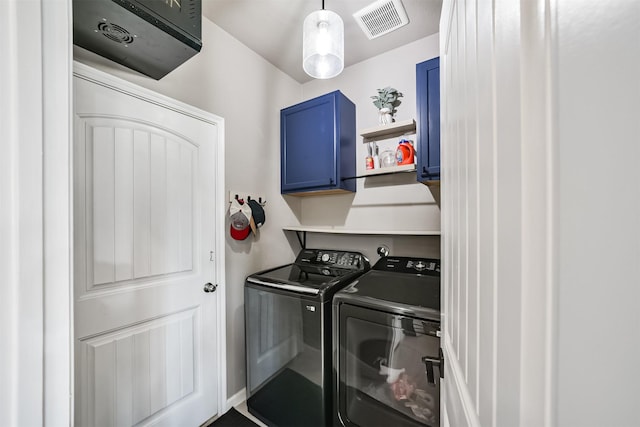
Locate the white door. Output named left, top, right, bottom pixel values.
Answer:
left=73, top=67, right=224, bottom=427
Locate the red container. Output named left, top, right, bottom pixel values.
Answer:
left=396, top=140, right=415, bottom=165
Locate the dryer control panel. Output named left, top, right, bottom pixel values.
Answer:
left=375, top=256, right=441, bottom=275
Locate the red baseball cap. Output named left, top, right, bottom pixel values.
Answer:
left=230, top=199, right=251, bottom=240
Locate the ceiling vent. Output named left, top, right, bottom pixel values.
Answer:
left=353, top=0, right=410, bottom=40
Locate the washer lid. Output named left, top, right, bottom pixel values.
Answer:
left=336, top=268, right=440, bottom=317
left=246, top=263, right=365, bottom=301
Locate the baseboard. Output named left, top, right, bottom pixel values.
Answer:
left=225, top=388, right=247, bottom=412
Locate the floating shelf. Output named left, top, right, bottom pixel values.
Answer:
left=360, top=119, right=416, bottom=143
left=361, top=163, right=416, bottom=177
left=284, top=226, right=440, bottom=247
left=283, top=225, right=440, bottom=236
left=342, top=163, right=417, bottom=181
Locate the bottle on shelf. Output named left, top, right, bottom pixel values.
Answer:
left=365, top=142, right=374, bottom=170
left=396, top=139, right=415, bottom=165
left=372, top=142, right=380, bottom=169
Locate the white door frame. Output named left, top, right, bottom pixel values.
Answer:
left=1, top=0, right=73, bottom=425
left=73, top=61, right=228, bottom=423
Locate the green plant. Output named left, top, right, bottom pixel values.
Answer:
left=371, top=87, right=403, bottom=115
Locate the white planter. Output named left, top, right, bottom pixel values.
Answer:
left=378, top=107, right=394, bottom=125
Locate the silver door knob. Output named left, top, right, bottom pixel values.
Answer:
left=203, top=282, right=217, bottom=293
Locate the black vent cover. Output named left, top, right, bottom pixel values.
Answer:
left=73, top=0, right=202, bottom=80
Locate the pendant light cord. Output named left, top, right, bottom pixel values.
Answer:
left=322, top=0, right=325, bottom=10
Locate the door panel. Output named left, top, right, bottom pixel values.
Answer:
left=74, top=72, right=220, bottom=427
left=79, top=120, right=197, bottom=292
left=78, top=310, right=197, bottom=426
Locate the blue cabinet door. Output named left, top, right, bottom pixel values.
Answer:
left=416, top=57, right=440, bottom=182
left=281, top=91, right=356, bottom=194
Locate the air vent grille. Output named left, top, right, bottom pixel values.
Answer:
left=97, top=22, right=135, bottom=45
left=353, top=0, right=409, bottom=40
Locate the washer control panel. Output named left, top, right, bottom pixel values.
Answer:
left=296, top=249, right=369, bottom=270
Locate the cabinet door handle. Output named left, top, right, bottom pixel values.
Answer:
left=422, top=166, right=437, bottom=178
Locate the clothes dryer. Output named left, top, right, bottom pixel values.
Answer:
left=333, top=256, right=442, bottom=427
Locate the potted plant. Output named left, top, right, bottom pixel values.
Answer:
left=371, top=86, right=403, bottom=124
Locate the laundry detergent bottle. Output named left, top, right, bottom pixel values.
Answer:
left=395, top=139, right=415, bottom=165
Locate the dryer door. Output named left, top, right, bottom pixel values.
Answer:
left=336, top=304, right=441, bottom=427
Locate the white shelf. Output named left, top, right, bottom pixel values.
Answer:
left=360, top=119, right=416, bottom=143
left=361, top=163, right=416, bottom=177
left=283, top=225, right=440, bottom=236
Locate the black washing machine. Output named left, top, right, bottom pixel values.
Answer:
left=245, top=248, right=370, bottom=427
left=333, top=256, right=442, bottom=427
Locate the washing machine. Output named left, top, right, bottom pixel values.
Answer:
left=245, top=248, right=370, bottom=427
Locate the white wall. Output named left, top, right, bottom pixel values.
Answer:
left=74, top=18, right=302, bottom=398
left=554, top=1, right=640, bottom=425
left=440, top=0, right=640, bottom=426
left=297, top=34, right=442, bottom=261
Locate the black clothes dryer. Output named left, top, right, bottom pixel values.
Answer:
left=333, top=256, right=442, bottom=427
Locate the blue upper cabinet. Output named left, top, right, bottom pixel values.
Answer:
left=281, top=91, right=356, bottom=195
left=416, top=57, right=440, bottom=182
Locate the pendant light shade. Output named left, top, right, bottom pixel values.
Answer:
left=303, top=8, right=344, bottom=79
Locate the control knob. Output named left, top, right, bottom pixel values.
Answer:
left=321, top=253, right=330, bottom=262
left=414, top=260, right=427, bottom=271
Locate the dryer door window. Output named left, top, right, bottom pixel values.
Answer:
left=336, top=304, right=441, bottom=427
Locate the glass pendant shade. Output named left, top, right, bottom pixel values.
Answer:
left=303, top=9, right=344, bottom=79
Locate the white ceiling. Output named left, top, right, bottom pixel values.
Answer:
left=201, top=0, right=443, bottom=83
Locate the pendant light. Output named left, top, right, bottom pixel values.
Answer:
left=302, top=0, right=344, bottom=79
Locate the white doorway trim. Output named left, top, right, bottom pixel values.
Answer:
left=1, top=0, right=73, bottom=425
left=72, top=61, right=228, bottom=419
left=43, top=0, right=74, bottom=424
